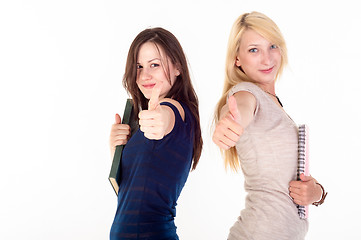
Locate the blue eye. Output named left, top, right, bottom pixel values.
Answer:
left=249, top=48, right=258, bottom=53
left=270, top=44, right=278, bottom=49
left=150, top=63, right=160, bottom=68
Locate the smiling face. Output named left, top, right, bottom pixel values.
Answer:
left=235, top=29, right=281, bottom=87
left=136, top=42, right=180, bottom=100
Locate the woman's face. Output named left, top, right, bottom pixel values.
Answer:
left=136, top=42, right=179, bottom=100
left=235, top=29, right=281, bottom=86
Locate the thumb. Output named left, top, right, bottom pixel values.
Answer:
left=228, top=95, right=241, bottom=123
left=148, top=81, right=163, bottom=110
left=115, top=113, right=121, bottom=124
left=300, top=173, right=313, bottom=182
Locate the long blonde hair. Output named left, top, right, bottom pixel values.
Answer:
left=214, top=12, right=288, bottom=171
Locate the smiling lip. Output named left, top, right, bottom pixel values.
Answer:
left=260, top=66, right=274, bottom=74
left=142, top=83, right=156, bottom=89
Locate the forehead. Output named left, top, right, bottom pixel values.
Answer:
left=137, top=42, right=165, bottom=62
left=239, top=29, right=271, bottom=47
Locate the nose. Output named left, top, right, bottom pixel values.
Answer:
left=261, top=50, right=272, bottom=65
left=139, top=68, right=152, bottom=81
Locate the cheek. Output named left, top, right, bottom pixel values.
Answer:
left=241, top=60, right=257, bottom=74
left=161, top=82, right=173, bottom=97
left=241, top=56, right=256, bottom=68
left=272, top=56, right=282, bottom=74
left=273, top=51, right=282, bottom=64
left=170, top=74, right=177, bottom=85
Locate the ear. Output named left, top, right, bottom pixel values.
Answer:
left=235, top=57, right=241, bottom=67
left=175, top=63, right=181, bottom=76
left=175, top=69, right=180, bottom=76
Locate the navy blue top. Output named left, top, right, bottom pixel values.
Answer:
left=110, top=101, right=194, bottom=240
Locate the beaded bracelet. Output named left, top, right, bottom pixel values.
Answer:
left=312, top=182, right=328, bottom=206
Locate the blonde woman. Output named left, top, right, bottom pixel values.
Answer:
left=212, top=12, right=327, bottom=239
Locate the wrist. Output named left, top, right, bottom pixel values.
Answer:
left=312, top=182, right=328, bottom=207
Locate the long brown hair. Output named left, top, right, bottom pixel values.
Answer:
left=123, top=27, right=202, bottom=170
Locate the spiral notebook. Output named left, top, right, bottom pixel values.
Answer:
left=297, top=124, right=310, bottom=219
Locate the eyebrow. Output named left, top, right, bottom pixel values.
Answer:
left=248, top=42, right=276, bottom=47
left=136, top=58, right=161, bottom=65
left=148, top=58, right=160, bottom=62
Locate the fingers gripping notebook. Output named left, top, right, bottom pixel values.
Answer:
left=297, top=124, right=310, bottom=219
left=108, top=99, right=134, bottom=196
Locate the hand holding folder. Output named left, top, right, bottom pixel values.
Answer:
left=296, top=124, right=310, bottom=219
left=108, top=99, right=134, bottom=196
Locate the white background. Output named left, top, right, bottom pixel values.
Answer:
left=1, top=0, right=360, bottom=239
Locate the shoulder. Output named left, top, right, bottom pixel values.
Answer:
left=227, top=83, right=258, bottom=120
left=232, top=91, right=256, bottom=111
left=228, top=81, right=261, bottom=97
left=229, top=82, right=257, bottom=106
left=232, top=90, right=256, bottom=101
left=159, top=98, right=185, bottom=121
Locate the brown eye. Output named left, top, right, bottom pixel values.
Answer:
left=150, top=63, right=160, bottom=68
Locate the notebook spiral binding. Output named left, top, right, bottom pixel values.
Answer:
left=297, top=124, right=309, bottom=219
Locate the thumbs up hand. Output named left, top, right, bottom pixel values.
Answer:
left=139, top=82, right=167, bottom=140
left=109, top=113, right=131, bottom=155
left=148, top=81, right=162, bottom=111
left=228, top=95, right=242, bottom=124
left=212, top=95, right=244, bottom=150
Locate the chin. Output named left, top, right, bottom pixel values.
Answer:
left=257, top=75, right=277, bottom=84
left=139, top=89, right=149, bottom=98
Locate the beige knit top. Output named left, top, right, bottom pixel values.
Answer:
left=227, top=82, right=308, bottom=240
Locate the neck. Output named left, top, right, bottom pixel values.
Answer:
left=256, top=83, right=283, bottom=107
left=256, top=82, right=276, bottom=95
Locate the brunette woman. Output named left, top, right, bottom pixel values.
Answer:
left=109, top=27, right=202, bottom=240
